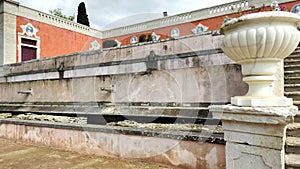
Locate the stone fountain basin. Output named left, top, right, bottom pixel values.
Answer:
left=221, top=11, right=300, bottom=62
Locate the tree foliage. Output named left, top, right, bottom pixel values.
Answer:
left=49, top=8, right=75, bottom=21
left=77, top=2, right=90, bottom=26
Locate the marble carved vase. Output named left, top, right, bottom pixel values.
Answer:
left=221, top=11, right=300, bottom=107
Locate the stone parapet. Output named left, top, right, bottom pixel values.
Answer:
left=101, top=0, right=296, bottom=38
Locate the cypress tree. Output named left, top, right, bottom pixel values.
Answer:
left=77, top=2, right=90, bottom=26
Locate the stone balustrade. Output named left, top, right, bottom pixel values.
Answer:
left=102, top=0, right=296, bottom=38
left=102, top=0, right=249, bottom=38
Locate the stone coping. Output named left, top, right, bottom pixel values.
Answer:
left=0, top=118, right=225, bottom=144
left=0, top=102, right=226, bottom=118
left=210, top=105, right=298, bottom=117
left=3, top=48, right=224, bottom=77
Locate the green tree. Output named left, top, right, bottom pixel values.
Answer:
left=49, top=8, right=75, bottom=21
left=77, top=2, right=90, bottom=26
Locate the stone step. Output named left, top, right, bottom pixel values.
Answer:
left=285, top=70, right=300, bottom=74
left=291, top=49, right=300, bottom=54
left=284, top=65, right=300, bottom=71
left=285, top=59, right=300, bottom=63
left=284, top=84, right=300, bottom=92
left=284, top=54, right=300, bottom=61
left=287, top=55, right=300, bottom=58
left=285, top=92, right=300, bottom=95
left=287, top=123, right=300, bottom=137
left=286, top=52, right=300, bottom=58
left=285, top=92, right=300, bottom=100
left=286, top=137, right=300, bottom=154
left=284, top=69, right=300, bottom=77
left=284, top=59, right=300, bottom=66
left=292, top=103, right=300, bottom=114
left=285, top=72, right=300, bottom=78
left=290, top=47, right=300, bottom=54
left=285, top=154, right=300, bottom=168
left=294, top=111, right=300, bottom=123
left=293, top=101, right=300, bottom=105
left=284, top=76, right=300, bottom=84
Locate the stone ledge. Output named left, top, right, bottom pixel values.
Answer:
left=0, top=119, right=225, bottom=144
left=211, top=105, right=298, bottom=124
left=3, top=48, right=224, bottom=77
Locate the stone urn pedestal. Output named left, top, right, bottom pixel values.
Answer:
left=210, top=11, right=300, bottom=169
left=221, top=11, right=300, bottom=107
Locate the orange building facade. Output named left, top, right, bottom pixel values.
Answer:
left=0, top=0, right=299, bottom=65
left=16, top=16, right=102, bottom=62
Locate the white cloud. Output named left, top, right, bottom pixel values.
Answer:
left=17, top=0, right=236, bottom=29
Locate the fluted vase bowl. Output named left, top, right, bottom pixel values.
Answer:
left=221, top=11, right=300, bottom=107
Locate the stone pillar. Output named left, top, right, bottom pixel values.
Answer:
left=210, top=105, right=298, bottom=169
left=0, top=0, right=19, bottom=65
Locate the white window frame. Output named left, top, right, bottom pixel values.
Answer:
left=18, top=34, right=40, bottom=62
left=171, top=28, right=180, bottom=38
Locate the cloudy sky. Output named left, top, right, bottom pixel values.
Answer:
left=17, top=0, right=236, bottom=29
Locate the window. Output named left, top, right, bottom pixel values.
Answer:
left=130, top=36, right=138, bottom=44
left=18, top=23, right=40, bottom=62
left=171, top=28, right=180, bottom=38
left=18, top=36, right=40, bottom=62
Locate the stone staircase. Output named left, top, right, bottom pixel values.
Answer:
left=286, top=123, right=300, bottom=169
left=284, top=46, right=300, bottom=168
left=285, top=47, right=300, bottom=109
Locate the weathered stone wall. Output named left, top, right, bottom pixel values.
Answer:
left=0, top=65, right=245, bottom=103
left=0, top=120, right=226, bottom=169
left=0, top=34, right=248, bottom=104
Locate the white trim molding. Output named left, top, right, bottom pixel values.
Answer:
left=20, top=23, right=39, bottom=38
left=18, top=34, right=41, bottom=63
